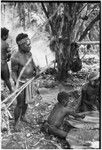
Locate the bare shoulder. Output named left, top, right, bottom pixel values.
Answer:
left=11, top=51, right=20, bottom=62
left=1, top=40, right=9, bottom=49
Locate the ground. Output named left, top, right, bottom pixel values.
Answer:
left=1, top=72, right=99, bottom=149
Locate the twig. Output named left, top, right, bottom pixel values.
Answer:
left=33, top=137, right=45, bottom=147
left=22, top=125, right=28, bottom=149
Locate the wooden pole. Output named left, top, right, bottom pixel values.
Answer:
left=45, top=55, right=48, bottom=67
left=77, top=41, right=100, bottom=45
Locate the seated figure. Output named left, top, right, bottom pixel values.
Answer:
left=41, top=91, right=85, bottom=149
left=78, top=71, right=100, bottom=112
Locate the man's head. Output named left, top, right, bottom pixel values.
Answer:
left=88, top=71, right=99, bottom=86
left=16, top=33, right=31, bottom=53
left=1, top=27, right=9, bottom=41
left=57, top=91, right=70, bottom=107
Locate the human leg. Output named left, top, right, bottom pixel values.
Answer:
left=49, top=125, right=70, bottom=149
left=4, top=79, right=13, bottom=93
left=14, top=89, right=25, bottom=126
left=21, top=103, right=28, bottom=121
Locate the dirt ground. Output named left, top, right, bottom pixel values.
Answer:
left=1, top=73, right=100, bottom=149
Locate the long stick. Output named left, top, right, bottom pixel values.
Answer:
left=2, top=57, right=33, bottom=104
left=6, top=61, right=54, bottom=108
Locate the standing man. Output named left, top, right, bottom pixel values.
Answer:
left=11, top=33, right=40, bottom=130
left=1, top=27, right=13, bottom=93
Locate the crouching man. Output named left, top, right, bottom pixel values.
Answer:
left=78, top=71, right=100, bottom=112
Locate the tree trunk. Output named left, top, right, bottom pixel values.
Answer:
left=42, top=3, right=75, bottom=81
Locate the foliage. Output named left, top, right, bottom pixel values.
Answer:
left=1, top=2, right=100, bottom=81
left=42, top=2, right=100, bottom=80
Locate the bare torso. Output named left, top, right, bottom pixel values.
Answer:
left=48, top=103, right=68, bottom=127
left=11, top=51, right=36, bottom=81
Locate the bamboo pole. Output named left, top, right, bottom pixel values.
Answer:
left=3, top=61, right=54, bottom=108
left=45, top=55, right=48, bottom=67
left=77, top=41, right=100, bottom=45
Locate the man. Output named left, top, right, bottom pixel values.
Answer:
left=1, top=27, right=13, bottom=93
left=78, top=71, right=100, bottom=112
left=11, top=33, right=40, bottom=130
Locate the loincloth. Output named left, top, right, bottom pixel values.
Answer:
left=19, top=79, right=42, bottom=104
left=41, top=121, right=58, bottom=135
left=41, top=120, right=72, bottom=135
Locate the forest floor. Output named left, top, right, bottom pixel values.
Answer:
left=1, top=38, right=100, bottom=149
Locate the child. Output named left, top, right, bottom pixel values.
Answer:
left=41, top=91, right=85, bottom=148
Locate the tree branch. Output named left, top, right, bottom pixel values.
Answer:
left=77, top=3, right=87, bottom=16
left=41, top=3, right=54, bottom=34
left=78, top=14, right=100, bottom=41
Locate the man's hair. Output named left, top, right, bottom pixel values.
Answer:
left=1, top=27, right=9, bottom=38
left=16, top=33, right=28, bottom=44
left=57, top=91, right=69, bottom=106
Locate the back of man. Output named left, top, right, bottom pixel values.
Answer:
left=1, top=39, right=9, bottom=61
left=48, top=102, right=67, bottom=128
left=78, top=71, right=100, bottom=112
left=1, top=27, right=13, bottom=93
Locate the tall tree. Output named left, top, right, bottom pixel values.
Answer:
left=42, top=2, right=100, bottom=81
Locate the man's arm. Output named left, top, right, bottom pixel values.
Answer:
left=6, top=43, right=12, bottom=61
left=67, top=111, right=85, bottom=119
left=11, top=57, right=19, bottom=85
left=32, top=58, right=38, bottom=76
